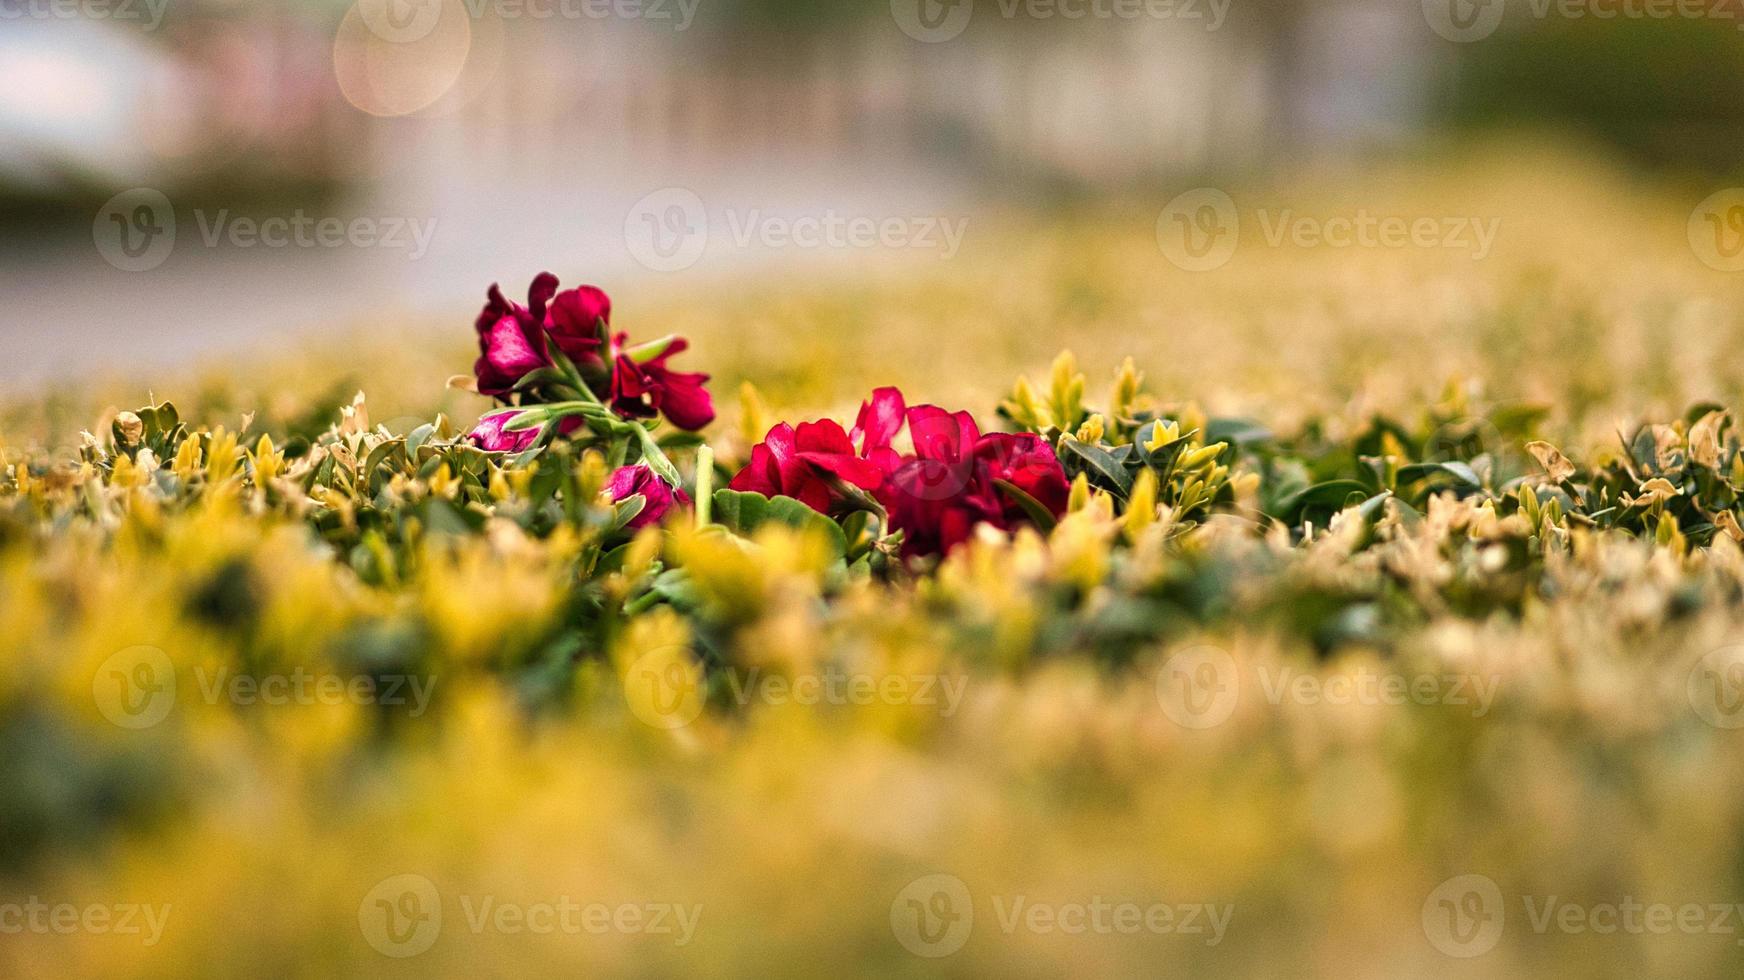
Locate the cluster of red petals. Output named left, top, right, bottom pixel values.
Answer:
left=728, top=387, right=905, bottom=515
left=473, top=273, right=608, bottom=397
left=885, top=406, right=1069, bottom=557
left=729, top=388, right=1069, bottom=557
left=472, top=273, right=714, bottom=431
left=608, top=335, right=715, bottom=432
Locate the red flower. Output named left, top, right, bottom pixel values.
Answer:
left=728, top=419, right=887, bottom=514
left=473, top=273, right=557, bottom=398
left=728, top=387, right=907, bottom=515
left=851, top=386, right=907, bottom=475
left=466, top=409, right=583, bottom=453
left=473, top=273, right=609, bottom=398
left=545, top=284, right=610, bottom=374
left=608, top=333, right=715, bottom=431
left=885, top=406, right=1068, bottom=557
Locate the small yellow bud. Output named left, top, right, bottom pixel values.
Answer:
left=1074, top=414, right=1106, bottom=444
left=1110, top=357, right=1142, bottom=420
left=1067, top=472, right=1092, bottom=513
left=1124, top=469, right=1157, bottom=541
left=738, top=382, right=772, bottom=447
left=1145, top=420, right=1182, bottom=452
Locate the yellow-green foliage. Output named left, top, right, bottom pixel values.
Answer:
left=9, top=145, right=1744, bottom=978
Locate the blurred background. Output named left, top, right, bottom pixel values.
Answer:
left=6, top=0, right=1744, bottom=382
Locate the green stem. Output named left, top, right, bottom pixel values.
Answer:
left=624, top=588, right=664, bottom=616
left=549, top=348, right=686, bottom=490
left=633, top=424, right=685, bottom=489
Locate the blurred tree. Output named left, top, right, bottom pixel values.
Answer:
left=1441, top=14, right=1744, bottom=174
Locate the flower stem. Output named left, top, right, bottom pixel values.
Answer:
left=548, top=347, right=686, bottom=489
left=694, top=445, right=714, bottom=527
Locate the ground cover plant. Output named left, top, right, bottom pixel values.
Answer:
left=7, top=151, right=1744, bottom=977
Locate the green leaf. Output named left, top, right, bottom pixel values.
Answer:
left=503, top=409, right=547, bottom=433
left=1060, top=437, right=1134, bottom=495
left=1396, top=460, right=1482, bottom=489
left=1273, top=479, right=1372, bottom=524
left=993, top=478, right=1059, bottom=533
left=1206, top=417, right=1272, bottom=447
left=711, top=489, right=847, bottom=558
left=610, top=493, right=647, bottom=531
